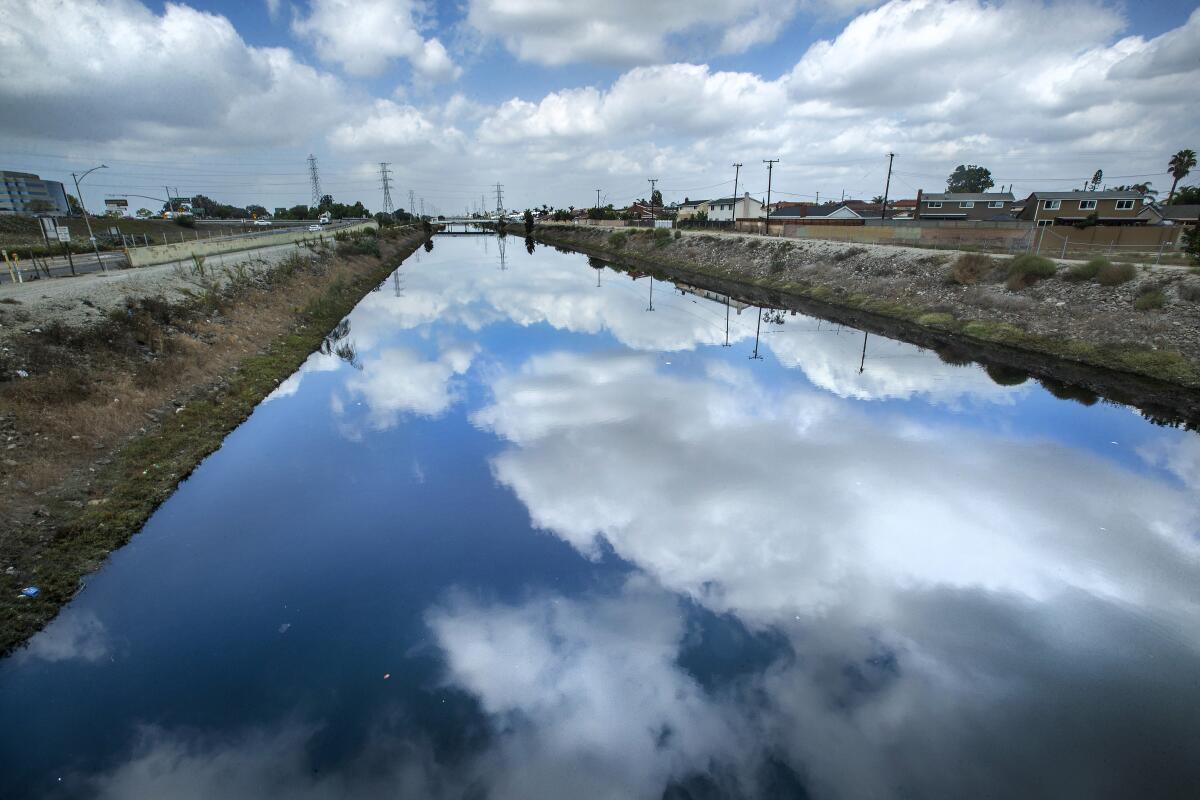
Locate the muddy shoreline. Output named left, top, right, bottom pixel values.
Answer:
left=0, top=226, right=428, bottom=656
left=531, top=224, right=1200, bottom=427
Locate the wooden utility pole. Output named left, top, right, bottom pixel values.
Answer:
left=763, top=159, right=779, bottom=234
left=881, top=153, right=895, bottom=220
left=731, top=163, right=742, bottom=224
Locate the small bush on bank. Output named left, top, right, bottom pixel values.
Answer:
left=1006, top=254, right=1056, bottom=290
left=336, top=236, right=380, bottom=258
left=1134, top=286, right=1166, bottom=311
left=608, top=232, right=627, bottom=249
left=832, top=246, right=867, bottom=263
left=653, top=227, right=672, bottom=247
left=673, top=229, right=682, bottom=240
left=1095, top=261, right=1136, bottom=286
left=1065, top=258, right=1108, bottom=282
left=175, top=215, right=196, bottom=228
left=949, top=253, right=995, bottom=285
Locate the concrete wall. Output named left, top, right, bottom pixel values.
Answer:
left=126, top=221, right=378, bottom=267
left=733, top=218, right=1184, bottom=253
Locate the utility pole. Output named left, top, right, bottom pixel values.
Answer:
left=763, top=159, right=779, bottom=233
left=307, top=154, right=322, bottom=208
left=648, top=178, right=658, bottom=222
left=881, top=152, right=895, bottom=221
left=420, top=198, right=425, bottom=218
left=378, top=162, right=394, bottom=215
left=731, top=163, right=742, bottom=224
left=494, top=183, right=504, bottom=216
left=71, top=164, right=107, bottom=272
left=163, top=186, right=175, bottom=216
left=595, top=188, right=601, bottom=210
left=750, top=307, right=764, bottom=359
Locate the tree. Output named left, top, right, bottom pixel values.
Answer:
left=650, top=189, right=662, bottom=207
left=1171, top=185, right=1200, bottom=205
left=946, top=164, right=994, bottom=193
left=1167, top=149, right=1197, bottom=203
left=1112, top=182, right=1157, bottom=198
left=523, top=209, right=535, bottom=235
left=1089, top=169, right=1103, bottom=191
left=136, top=208, right=152, bottom=218
left=1182, top=225, right=1200, bottom=267
left=871, top=195, right=886, bottom=204
left=66, top=193, right=83, bottom=216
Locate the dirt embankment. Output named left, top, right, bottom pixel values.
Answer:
left=534, top=224, right=1200, bottom=392
left=0, top=226, right=427, bottom=655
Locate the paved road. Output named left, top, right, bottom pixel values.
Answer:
left=1, top=221, right=359, bottom=285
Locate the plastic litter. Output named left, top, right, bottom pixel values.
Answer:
left=15, top=370, right=29, bottom=378
left=20, top=586, right=39, bottom=598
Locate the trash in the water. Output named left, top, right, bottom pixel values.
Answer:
left=383, top=673, right=390, bottom=680
left=15, top=369, right=28, bottom=378
left=20, top=586, right=39, bottom=598
left=278, top=623, right=290, bottom=634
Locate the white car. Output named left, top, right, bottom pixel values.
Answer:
left=253, top=219, right=271, bottom=226
left=307, top=224, right=322, bottom=232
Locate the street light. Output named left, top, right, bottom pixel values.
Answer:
left=71, top=164, right=108, bottom=272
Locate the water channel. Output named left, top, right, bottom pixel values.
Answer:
left=2, top=233, right=1198, bottom=798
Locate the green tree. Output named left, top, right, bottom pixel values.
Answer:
left=946, top=164, right=994, bottom=193
left=1182, top=225, right=1200, bottom=266
left=1167, top=149, right=1197, bottom=203
left=523, top=209, right=535, bottom=235
left=66, top=193, right=83, bottom=216
left=650, top=189, right=662, bottom=207
left=136, top=208, right=152, bottom=218
left=871, top=195, right=885, bottom=204
left=1170, top=185, right=1200, bottom=205
left=1090, top=169, right=1103, bottom=191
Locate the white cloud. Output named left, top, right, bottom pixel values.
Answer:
left=291, top=0, right=460, bottom=81
left=0, top=0, right=349, bottom=149
left=336, top=341, right=478, bottom=432
left=466, top=0, right=802, bottom=66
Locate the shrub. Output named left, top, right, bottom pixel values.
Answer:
left=949, top=253, right=995, bottom=285
left=1095, top=261, right=1136, bottom=286
left=832, top=246, right=867, bottom=263
left=336, top=236, right=380, bottom=258
left=1065, top=258, right=1107, bottom=282
left=673, top=229, right=682, bottom=240
left=174, top=214, right=196, bottom=228
left=1006, top=254, right=1056, bottom=290
left=1133, top=287, right=1165, bottom=311
left=652, top=227, right=672, bottom=247
left=608, top=231, right=627, bottom=249
left=984, top=363, right=1029, bottom=386
left=1183, top=225, right=1200, bottom=266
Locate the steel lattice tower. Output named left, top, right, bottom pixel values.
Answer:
left=307, top=154, right=322, bottom=208
left=494, top=183, right=504, bottom=216
left=379, top=162, right=395, bottom=215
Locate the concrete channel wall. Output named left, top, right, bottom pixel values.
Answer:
left=126, top=221, right=379, bottom=268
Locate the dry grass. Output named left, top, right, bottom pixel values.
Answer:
left=1095, top=261, right=1137, bottom=286
left=948, top=253, right=996, bottom=285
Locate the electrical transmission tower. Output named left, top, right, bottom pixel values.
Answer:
left=378, top=162, right=394, bottom=215
left=408, top=190, right=416, bottom=216
left=494, top=183, right=504, bottom=216
left=307, top=154, right=322, bottom=208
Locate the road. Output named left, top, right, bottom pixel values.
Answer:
left=1, top=220, right=359, bottom=285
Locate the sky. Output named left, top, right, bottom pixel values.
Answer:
left=1, top=0, right=1197, bottom=215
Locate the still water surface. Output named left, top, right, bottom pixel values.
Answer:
left=2, top=234, right=1199, bottom=798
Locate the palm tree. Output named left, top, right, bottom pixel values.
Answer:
left=1168, top=149, right=1197, bottom=203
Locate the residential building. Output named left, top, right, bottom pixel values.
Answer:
left=709, top=193, right=765, bottom=222
left=0, top=170, right=70, bottom=216
left=1138, top=203, right=1200, bottom=225
left=769, top=202, right=877, bottom=220
left=1018, top=190, right=1150, bottom=226
left=914, top=191, right=1016, bottom=221
left=676, top=199, right=710, bottom=220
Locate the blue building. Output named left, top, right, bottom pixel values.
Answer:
left=0, top=170, right=71, bottom=216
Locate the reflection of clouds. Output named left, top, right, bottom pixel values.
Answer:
left=764, top=325, right=1020, bottom=403
left=262, top=351, right=342, bottom=403
left=18, top=610, right=110, bottom=663
left=1140, top=432, right=1200, bottom=491
left=336, top=341, right=479, bottom=432
left=473, top=349, right=1200, bottom=629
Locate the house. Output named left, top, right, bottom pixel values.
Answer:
left=914, top=191, right=1016, bottom=221
left=1018, top=190, right=1150, bottom=226
left=0, top=170, right=70, bottom=216
left=627, top=202, right=672, bottom=221
left=708, top=193, right=765, bottom=222
left=1138, top=203, right=1200, bottom=225
left=676, top=199, right=710, bottom=220
left=769, top=202, right=874, bottom=220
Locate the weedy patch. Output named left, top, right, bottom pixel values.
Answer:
left=1095, top=261, right=1136, bottom=286
left=948, top=253, right=996, bottom=285
left=1064, top=258, right=1108, bottom=282
left=1006, top=254, right=1056, bottom=290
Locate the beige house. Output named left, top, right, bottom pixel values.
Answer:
left=914, top=191, right=1016, bottom=221
left=1019, top=190, right=1150, bottom=226
left=676, top=199, right=710, bottom=220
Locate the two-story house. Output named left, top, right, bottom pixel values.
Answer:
left=676, top=199, right=710, bottom=220
left=1018, top=190, right=1150, bottom=226
left=914, top=191, right=1016, bottom=221
left=708, top=193, right=765, bottom=222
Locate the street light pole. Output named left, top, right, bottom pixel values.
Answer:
left=71, top=164, right=108, bottom=272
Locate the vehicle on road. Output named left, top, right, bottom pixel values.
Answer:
left=318, top=211, right=332, bottom=225
left=307, top=224, right=322, bottom=232
left=253, top=219, right=271, bottom=227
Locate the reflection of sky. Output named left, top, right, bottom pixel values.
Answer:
left=2, top=236, right=1199, bottom=798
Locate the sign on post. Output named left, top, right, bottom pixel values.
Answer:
left=57, top=228, right=71, bottom=243
left=39, top=217, right=59, bottom=241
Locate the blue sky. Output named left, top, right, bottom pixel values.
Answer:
left=1, top=0, right=1198, bottom=214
